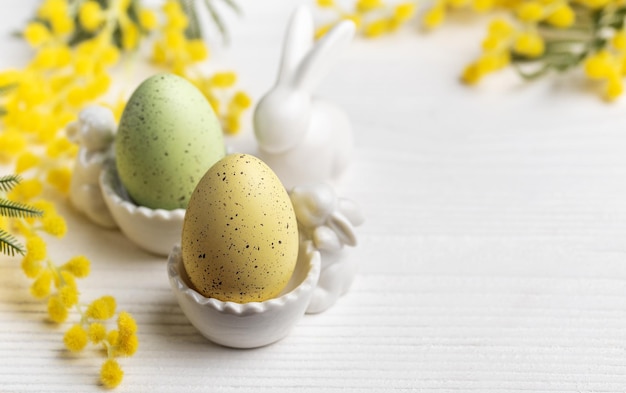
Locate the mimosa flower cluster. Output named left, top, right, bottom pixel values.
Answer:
left=458, top=0, right=626, bottom=101
left=0, top=0, right=245, bottom=388
left=1, top=175, right=137, bottom=389
left=315, top=0, right=626, bottom=101
left=315, top=0, right=417, bottom=38
left=0, top=1, right=249, bottom=163
left=64, top=298, right=139, bottom=388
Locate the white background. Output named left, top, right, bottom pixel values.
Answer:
left=1, top=0, right=626, bottom=392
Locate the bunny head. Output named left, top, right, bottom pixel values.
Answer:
left=254, top=6, right=356, bottom=185
left=67, top=106, right=116, bottom=153
left=289, top=183, right=364, bottom=251
left=255, top=87, right=312, bottom=154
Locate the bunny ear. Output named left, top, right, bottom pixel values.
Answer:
left=277, top=5, right=315, bottom=85
left=292, top=19, right=355, bottom=93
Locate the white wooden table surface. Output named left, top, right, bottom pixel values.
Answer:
left=2, top=1, right=626, bottom=392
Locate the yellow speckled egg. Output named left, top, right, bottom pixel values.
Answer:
left=181, top=154, right=299, bottom=303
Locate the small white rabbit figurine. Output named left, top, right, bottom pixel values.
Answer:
left=289, top=184, right=364, bottom=314
left=67, top=106, right=117, bottom=228
left=254, top=6, right=356, bottom=188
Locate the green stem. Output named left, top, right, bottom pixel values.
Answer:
left=513, top=62, right=551, bottom=80
left=102, top=339, right=116, bottom=359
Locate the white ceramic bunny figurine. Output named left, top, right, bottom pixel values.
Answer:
left=289, top=183, right=364, bottom=314
left=67, top=106, right=117, bottom=228
left=254, top=6, right=356, bottom=188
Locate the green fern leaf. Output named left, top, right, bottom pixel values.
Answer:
left=179, top=0, right=202, bottom=40
left=0, top=174, right=21, bottom=193
left=0, top=229, right=24, bottom=256
left=202, top=0, right=227, bottom=40
left=219, top=0, right=241, bottom=15
left=0, top=199, right=43, bottom=218
left=186, top=0, right=241, bottom=43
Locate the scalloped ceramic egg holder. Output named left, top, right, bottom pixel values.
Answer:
left=168, top=241, right=321, bottom=348
left=69, top=115, right=364, bottom=348
left=99, top=163, right=186, bottom=256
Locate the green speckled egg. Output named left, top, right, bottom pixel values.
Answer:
left=181, top=154, right=299, bottom=303
left=115, top=73, right=225, bottom=210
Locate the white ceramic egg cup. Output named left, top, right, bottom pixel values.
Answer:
left=67, top=106, right=118, bottom=228
left=67, top=106, right=186, bottom=256
left=167, top=241, right=320, bottom=348
left=166, top=183, right=363, bottom=348
left=99, top=162, right=186, bottom=256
